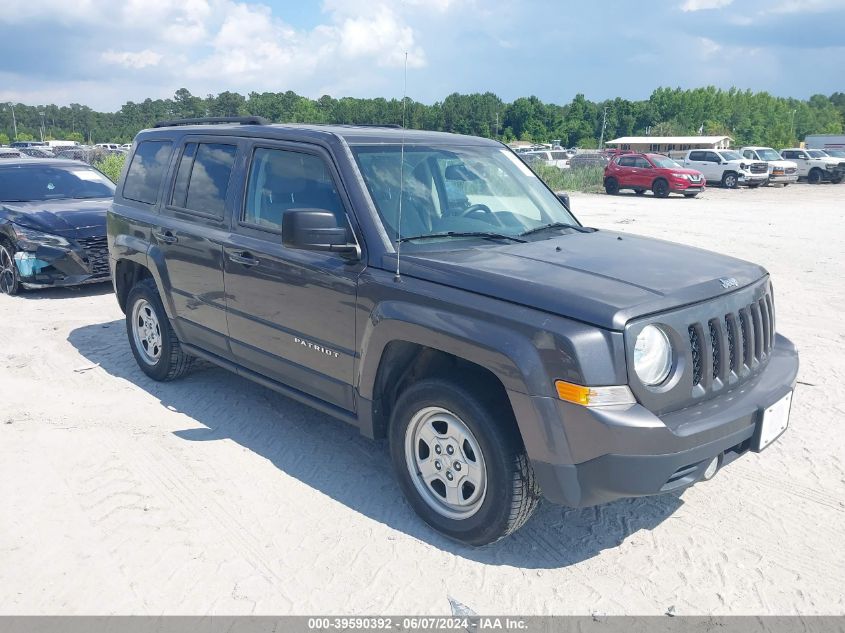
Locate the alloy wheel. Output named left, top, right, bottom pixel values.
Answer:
left=0, top=245, right=17, bottom=295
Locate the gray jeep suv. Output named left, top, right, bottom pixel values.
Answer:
left=108, top=117, right=799, bottom=545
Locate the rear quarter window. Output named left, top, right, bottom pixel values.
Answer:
left=122, top=140, right=173, bottom=205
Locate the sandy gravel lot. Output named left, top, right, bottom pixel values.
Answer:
left=1, top=183, right=843, bottom=615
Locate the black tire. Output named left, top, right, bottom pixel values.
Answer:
left=634, top=189, right=646, bottom=196
left=808, top=168, right=823, bottom=184
left=125, top=278, right=194, bottom=381
left=389, top=378, right=540, bottom=546
left=683, top=193, right=698, bottom=198
left=721, top=172, right=739, bottom=189
left=604, top=177, right=620, bottom=195
left=652, top=179, right=669, bottom=198
left=831, top=176, right=843, bottom=185
left=0, top=238, right=21, bottom=296
left=747, top=183, right=761, bottom=188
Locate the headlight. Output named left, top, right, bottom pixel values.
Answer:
left=11, top=223, right=71, bottom=248
left=634, top=325, right=673, bottom=386
left=670, top=172, right=688, bottom=179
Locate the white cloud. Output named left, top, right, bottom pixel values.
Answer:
left=101, top=49, right=164, bottom=69
left=765, top=0, right=843, bottom=13
left=680, top=0, right=733, bottom=11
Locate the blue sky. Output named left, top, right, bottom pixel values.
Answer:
left=1, top=0, right=843, bottom=111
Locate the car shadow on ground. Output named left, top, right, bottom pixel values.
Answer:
left=19, top=281, right=113, bottom=300
left=68, top=319, right=684, bottom=569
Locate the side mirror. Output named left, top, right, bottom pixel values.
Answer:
left=555, top=191, right=571, bottom=211
left=282, top=209, right=360, bottom=259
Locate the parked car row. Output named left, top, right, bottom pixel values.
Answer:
left=604, top=146, right=844, bottom=198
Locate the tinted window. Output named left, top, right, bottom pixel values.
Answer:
left=123, top=140, right=173, bottom=205
left=243, top=148, right=345, bottom=232
left=617, top=156, right=635, bottom=167
left=170, top=142, right=236, bottom=217
left=688, top=151, right=705, bottom=161
left=633, top=157, right=652, bottom=168
left=0, top=164, right=115, bottom=201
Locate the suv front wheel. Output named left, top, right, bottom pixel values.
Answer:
left=389, top=379, right=539, bottom=545
left=126, top=278, right=194, bottom=381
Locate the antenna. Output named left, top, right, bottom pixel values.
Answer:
left=394, top=51, right=408, bottom=283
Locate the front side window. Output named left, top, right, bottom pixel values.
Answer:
left=0, top=164, right=115, bottom=202
left=806, top=150, right=827, bottom=158
left=123, top=140, right=173, bottom=205
left=633, top=157, right=653, bottom=169
left=243, top=147, right=346, bottom=232
left=617, top=156, right=635, bottom=167
left=352, top=144, right=578, bottom=244
left=170, top=142, right=237, bottom=217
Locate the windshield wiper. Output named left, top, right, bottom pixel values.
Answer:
left=520, top=222, right=595, bottom=237
left=398, top=231, right=527, bottom=243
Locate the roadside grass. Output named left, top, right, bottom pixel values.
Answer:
left=534, top=163, right=605, bottom=193
left=94, top=153, right=126, bottom=183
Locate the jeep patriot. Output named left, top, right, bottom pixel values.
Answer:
left=108, top=117, right=799, bottom=545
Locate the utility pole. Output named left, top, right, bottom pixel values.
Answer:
left=789, top=109, right=797, bottom=143
left=8, top=102, right=17, bottom=140
left=599, top=106, right=609, bottom=149
left=39, top=111, right=45, bottom=142
left=494, top=112, right=499, bottom=139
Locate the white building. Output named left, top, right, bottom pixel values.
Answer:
left=605, top=135, right=733, bottom=153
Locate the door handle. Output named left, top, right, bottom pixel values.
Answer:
left=153, top=230, right=178, bottom=244
left=228, top=251, right=260, bottom=267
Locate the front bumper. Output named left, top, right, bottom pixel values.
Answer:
left=531, top=334, right=799, bottom=507
left=669, top=178, right=705, bottom=193
left=14, top=237, right=110, bottom=289
left=738, top=172, right=769, bottom=185
left=768, top=171, right=799, bottom=183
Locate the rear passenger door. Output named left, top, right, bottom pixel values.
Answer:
left=222, top=141, right=364, bottom=411
left=156, top=136, right=242, bottom=360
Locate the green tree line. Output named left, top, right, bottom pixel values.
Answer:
left=2, top=86, right=843, bottom=148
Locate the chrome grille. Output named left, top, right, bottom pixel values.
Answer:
left=77, top=235, right=110, bottom=277
left=750, top=162, right=767, bottom=174
left=689, top=289, right=775, bottom=389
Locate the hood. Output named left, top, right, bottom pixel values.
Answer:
left=666, top=167, right=704, bottom=177
left=1, top=198, right=109, bottom=239
left=767, top=160, right=797, bottom=168
left=816, top=156, right=844, bottom=166
left=391, top=230, right=767, bottom=330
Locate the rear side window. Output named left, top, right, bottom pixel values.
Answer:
left=688, top=151, right=705, bottom=161
left=170, top=142, right=237, bottom=217
left=123, top=140, right=173, bottom=205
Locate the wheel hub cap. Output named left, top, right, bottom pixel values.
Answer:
left=404, top=406, right=487, bottom=520
left=131, top=298, right=162, bottom=365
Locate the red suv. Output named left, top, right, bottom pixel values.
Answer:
left=604, top=153, right=706, bottom=198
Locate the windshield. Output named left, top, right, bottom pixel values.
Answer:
left=757, top=148, right=782, bottom=161
left=0, top=164, right=115, bottom=201
left=807, top=150, right=828, bottom=158
left=823, top=149, right=845, bottom=158
left=352, top=144, right=578, bottom=243
left=650, top=155, right=681, bottom=168
left=719, top=151, right=743, bottom=161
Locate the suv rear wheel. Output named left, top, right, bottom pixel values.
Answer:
left=126, top=278, right=194, bottom=381
left=604, top=177, right=620, bottom=195
left=389, top=379, right=539, bottom=545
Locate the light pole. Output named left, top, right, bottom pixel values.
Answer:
left=5, top=102, right=17, bottom=141
left=789, top=109, right=797, bottom=143
left=39, top=111, right=46, bottom=142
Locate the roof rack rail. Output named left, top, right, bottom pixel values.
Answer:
left=153, top=116, right=270, bottom=128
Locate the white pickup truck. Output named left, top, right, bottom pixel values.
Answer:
left=779, top=148, right=844, bottom=184
left=739, top=147, right=799, bottom=186
left=681, top=149, right=769, bottom=188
